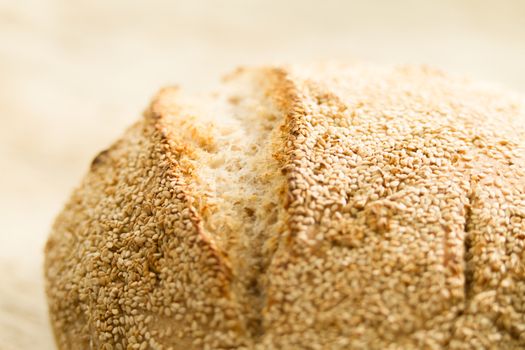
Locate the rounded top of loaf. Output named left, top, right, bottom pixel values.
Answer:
left=45, top=63, right=525, bottom=349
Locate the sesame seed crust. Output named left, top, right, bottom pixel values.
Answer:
left=45, top=64, right=525, bottom=349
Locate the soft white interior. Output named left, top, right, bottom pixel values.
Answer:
left=172, top=73, right=286, bottom=337
left=197, top=91, right=283, bottom=252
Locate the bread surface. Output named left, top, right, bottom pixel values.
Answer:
left=45, top=64, right=525, bottom=349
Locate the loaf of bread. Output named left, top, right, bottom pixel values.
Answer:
left=45, top=64, right=525, bottom=349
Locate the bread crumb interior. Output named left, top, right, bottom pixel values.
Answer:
left=177, top=75, right=287, bottom=339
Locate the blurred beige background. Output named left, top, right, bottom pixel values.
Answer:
left=1, top=0, right=524, bottom=348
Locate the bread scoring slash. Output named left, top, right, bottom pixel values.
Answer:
left=45, top=63, right=525, bottom=349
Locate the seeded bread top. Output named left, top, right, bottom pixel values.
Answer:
left=45, top=64, right=525, bottom=350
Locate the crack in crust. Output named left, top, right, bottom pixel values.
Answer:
left=463, top=177, right=475, bottom=302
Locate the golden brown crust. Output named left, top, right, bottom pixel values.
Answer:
left=45, top=100, right=248, bottom=349
left=45, top=64, right=525, bottom=349
left=260, top=64, right=525, bottom=349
